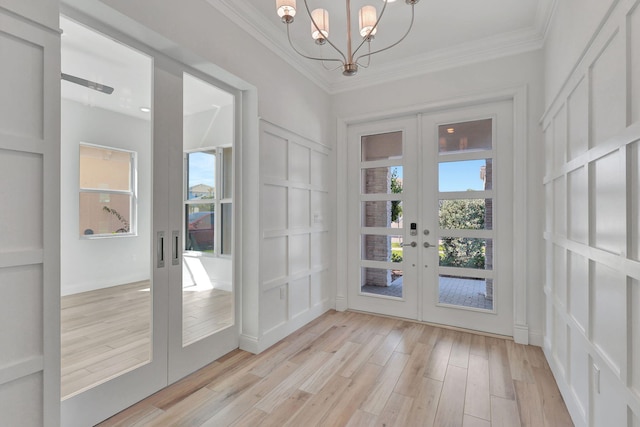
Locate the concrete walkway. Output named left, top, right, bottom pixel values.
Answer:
left=361, top=276, right=493, bottom=310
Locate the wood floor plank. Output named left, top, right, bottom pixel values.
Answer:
left=491, top=395, right=522, bottom=427
left=487, top=337, right=516, bottom=400
left=360, top=351, right=410, bottom=415
left=433, top=364, right=467, bottom=427
left=96, top=311, right=573, bottom=427
left=464, top=354, right=491, bottom=421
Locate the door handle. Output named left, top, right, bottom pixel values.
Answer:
left=172, top=230, right=180, bottom=266
left=402, top=241, right=417, bottom=248
left=157, top=231, right=165, bottom=268
left=424, top=242, right=435, bottom=248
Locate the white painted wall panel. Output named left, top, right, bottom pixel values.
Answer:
left=289, top=276, right=310, bottom=318
left=568, top=251, right=589, bottom=332
left=592, top=151, right=625, bottom=254
left=262, top=237, right=287, bottom=283
left=633, top=410, right=640, bottom=427
left=592, top=262, right=626, bottom=372
left=289, top=234, right=310, bottom=275
left=311, top=190, right=328, bottom=229
left=262, top=132, right=288, bottom=181
left=0, top=150, right=43, bottom=252
left=553, top=308, right=567, bottom=375
left=261, top=287, right=287, bottom=332
left=553, top=245, right=567, bottom=306
left=0, top=31, right=43, bottom=140
left=553, top=177, right=567, bottom=237
left=0, top=265, right=42, bottom=366
left=310, top=272, right=325, bottom=306
left=569, top=327, right=589, bottom=416
left=632, top=279, right=640, bottom=395
left=0, top=373, right=43, bottom=427
left=568, top=78, right=589, bottom=160
left=568, top=167, right=588, bottom=244
left=545, top=122, right=554, bottom=176
left=289, top=188, right=310, bottom=229
left=553, top=106, right=567, bottom=171
left=289, top=142, right=310, bottom=185
left=262, top=185, right=287, bottom=231
left=631, top=5, right=640, bottom=125
left=310, top=151, right=328, bottom=189
left=590, top=32, right=626, bottom=146
left=545, top=180, right=553, bottom=233
left=632, top=141, right=640, bottom=261
left=592, top=364, right=627, bottom=427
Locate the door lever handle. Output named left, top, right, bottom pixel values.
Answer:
left=424, top=242, right=435, bottom=248
left=402, top=241, right=417, bottom=248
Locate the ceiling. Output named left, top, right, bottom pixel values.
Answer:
left=61, top=16, right=234, bottom=120
left=213, top=0, right=556, bottom=92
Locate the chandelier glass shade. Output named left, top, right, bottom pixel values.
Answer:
left=275, top=0, right=420, bottom=76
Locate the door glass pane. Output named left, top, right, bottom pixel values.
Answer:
left=439, top=237, right=493, bottom=270
left=439, top=159, right=492, bottom=192
left=60, top=16, right=152, bottom=399
left=182, top=73, right=234, bottom=346
left=361, top=267, right=403, bottom=298
left=362, top=201, right=403, bottom=228
left=439, top=199, right=492, bottom=231
left=361, top=131, right=402, bottom=161
left=361, top=235, right=404, bottom=262
left=438, top=275, right=493, bottom=310
left=438, top=119, right=492, bottom=154
left=362, top=166, right=403, bottom=194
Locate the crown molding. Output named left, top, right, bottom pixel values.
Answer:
left=210, top=0, right=557, bottom=95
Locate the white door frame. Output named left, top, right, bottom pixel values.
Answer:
left=336, top=86, right=530, bottom=344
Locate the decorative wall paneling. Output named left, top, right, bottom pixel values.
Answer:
left=258, top=120, right=333, bottom=351
left=541, top=1, right=640, bottom=425
left=0, top=4, right=60, bottom=426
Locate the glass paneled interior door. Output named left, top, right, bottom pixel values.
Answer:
left=348, top=101, right=514, bottom=336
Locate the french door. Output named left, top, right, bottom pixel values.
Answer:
left=61, top=20, right=238, bottom=426
left=347, top=101, right=514, bottom=336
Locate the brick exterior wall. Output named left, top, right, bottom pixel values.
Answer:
left=364, top=168, right=391, bottom=287
left=484, top=159, right=494, bottom=300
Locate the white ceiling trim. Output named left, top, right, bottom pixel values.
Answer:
left=210, top=0, right=556, bottom=95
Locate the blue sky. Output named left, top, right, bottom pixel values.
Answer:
left=390, top=159, right=486, bottom=192
left=188, top=152, right=216, bottom=188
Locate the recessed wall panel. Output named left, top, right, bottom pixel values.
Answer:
left=289, top=276, right=310, bottom=318
left=553, top=245, right=567, bottom=306
left=262, top=132, right=287, bottom=180
left=568, top=77, right=589, bottom=160
left=310, top=271, right=326, bottom=306
left=591, top=32, right=626, bottom=146
left=554, top=176, right=567, bottom=237
left=311, top=190, right=328, bottom=229
left=632, top=279, right=640, bottom=395
left=0, top=265, right=42, bottom=366
left=568, top=251, right=589, bottom=332
left=0, top=32, right=43, bottom=139
left=544, top=125, right=554, bottom=175
left=569, top=327, right=589, bottom=415
left=0, top=373, right=43, bottom=427
left=632, top=407, right=640, bottom=427
left=0, top=150, right=43, bottom=252
left=592, top=262, right=626, bottom=372
left=289, top=188, right=310, bottom=229
left=568, top=166, right=588, bottom=244
left=262, top=286, right=287, bottom=332
left=631, top=141, right=640, bottom=261
left=262, top=185, right=287, bottom=231
left=262, top=236, right=287, bottom=283
left=289, top=234, right=310, bottom=275
left=289, top=142, right=310, bottom=184
left=553, top=105, right=567, bottom=171
left=593, top=365, right=626, bottom=427
left=310, top=151, right=328, bottom=189
left=592, top=151, right=625, bottom=254
left=545, top=183, right=553, bottom=233
left=631, top=5, right=640, bottom=125
left=310, top=232, right=328, bottom=269
left=553, top=309, right=567, bottom=374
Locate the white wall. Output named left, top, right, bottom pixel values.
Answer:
left=60, top=99, right=151, bottom=296
left=542, top=0, right=640, bottom=425
left=332, top=50, right=546, bottom=344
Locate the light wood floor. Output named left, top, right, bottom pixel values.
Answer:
left=98, top=310, right=574, bottom=427
left=61, top=281, right=233, bottom=399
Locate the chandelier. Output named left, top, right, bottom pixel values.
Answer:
left=275, top=0, right=420, bottom=76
